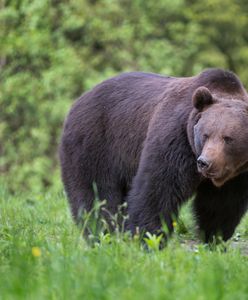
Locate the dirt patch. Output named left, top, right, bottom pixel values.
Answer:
left=179, top=238, right=248, bottom=256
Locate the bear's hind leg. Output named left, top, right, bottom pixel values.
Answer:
left=61, top=166, right=95, bottom=223
left=59, top=136, right=96, bottom=223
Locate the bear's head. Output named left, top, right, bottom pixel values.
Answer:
left=192, top=86, right=248, bottom=187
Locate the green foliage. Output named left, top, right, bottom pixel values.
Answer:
left=144, top=232, right=164, bottom=251
left=0, top=186, right=248, bottom=299
left=1, top=0, right=248, bottom=191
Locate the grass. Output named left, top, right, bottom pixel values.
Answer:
left=0, top=184, right=248, bottom=300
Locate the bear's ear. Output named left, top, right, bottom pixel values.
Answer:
left=193, top=87, right=214, bottom=111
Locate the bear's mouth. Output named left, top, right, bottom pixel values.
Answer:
left=200, top=160, right=248, bottom=187
left=203, top=171, right=231, bottom=187
left=211, top=175, right=230, bottom=187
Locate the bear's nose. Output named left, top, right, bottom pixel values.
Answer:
left=197, top=157, right=210, bottom=170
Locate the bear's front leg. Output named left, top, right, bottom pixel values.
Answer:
left=127, top=122, right=199, bottom=239
left=194, top=174, right=248, bottom=243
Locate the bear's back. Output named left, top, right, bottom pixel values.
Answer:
left=62, top=72, right=178, bottom=183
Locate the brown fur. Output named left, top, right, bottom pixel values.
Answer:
left=59, top=68, right=248, bottom=242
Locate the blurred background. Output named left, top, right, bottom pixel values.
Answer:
left=1, top=0, right=248, bottom=193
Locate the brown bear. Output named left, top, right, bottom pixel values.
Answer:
left=59, top=68, right=248, bottom=242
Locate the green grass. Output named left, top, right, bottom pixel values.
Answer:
left=0, top=184, right=248, bottom=300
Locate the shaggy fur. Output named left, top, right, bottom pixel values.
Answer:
left=59, top=68, right=248, bottom=242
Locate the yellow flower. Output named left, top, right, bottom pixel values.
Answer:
left=32, top=247, right=41, bottom=257
left=172, top=221, right=177, bottom=228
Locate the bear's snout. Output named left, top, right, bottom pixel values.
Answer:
left=197, top=156, right=211, bottom=171
left=196, top=154, right=224, bottom=180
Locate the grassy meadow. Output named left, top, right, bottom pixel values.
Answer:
left=0, top=184, right=248, bottom=300
left=2, top=1, right=248, bottom=299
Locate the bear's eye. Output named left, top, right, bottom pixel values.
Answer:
left=203, top=134, right=209, bottom=141
left=223, top=136, right=233, bottom=144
